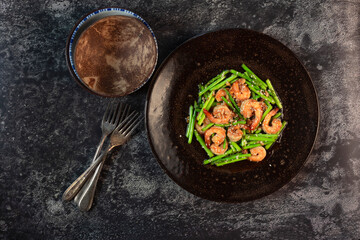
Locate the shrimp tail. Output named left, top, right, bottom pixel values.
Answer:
left=203, top=109, right=212, bottom=120
left=250, top=122, right=258, bottom=131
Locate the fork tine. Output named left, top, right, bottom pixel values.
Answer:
left=124, top=105, right=132, bottom=119
left=119, top=112, right=139, bottom=134
left=115, top=111, right=137, bottom=132
left=102, top=101, right=112, bottom=123
left=119, top=108, right=134, bottom=129
left=107, top=100, right=116, bottom=122
left=119, top=104, right=130, bottom=124
left=114, top=102, right=124, bottom=125
left=110, top=102, right=121, bottom=124
left=123, top=116, right=143, bottom=136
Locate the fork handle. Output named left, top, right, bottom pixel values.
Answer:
left=62, top=151, right=107, bottom=201
left=91, top=133, right=107, bottom=162
left=73, top=134, right=107, bottom=205
left=74, top=159, right=105, bottom=211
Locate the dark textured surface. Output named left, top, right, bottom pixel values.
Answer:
left=146, top=28, right=319, bottom=202
left=0, top=0, right=359, bottom=239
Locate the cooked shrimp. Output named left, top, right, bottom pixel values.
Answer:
left=203, top=105, right=233, bottom=124
left=258, top=101, right=267, bottom=111
left=227, top=125, right=243, bottom=142
left=210, top=141, right=228, bottom=155
left=229, top=79, right=251, bottom=102
left=215, top=89, right=229, bottom=102
left=240, top=99, right=264, bottom=130
left=195, top=117, right=211, bottom=135
left=204, top=126, right=226, bottom=147
left=204, top=126, right=228, bottom=155
left=262, top=108, right=282, bottom=134
left=248, top=146, right=266, bottom=162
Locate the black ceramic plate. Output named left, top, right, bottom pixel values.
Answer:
left=146, top=29, right=319, bottom=202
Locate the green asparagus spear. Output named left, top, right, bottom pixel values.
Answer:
left=215, top=157, right=249, bottom=166
left=273, top=112, right=282, bottom=119
left=260, top=101, right=272, bottom=122
left=221, top=96, right=236, bottom=112
left=266, top=79, right=283, bottom=109
left=241, top=64, right=268, bottom=89
left=201, top=123, right=214, bottom=131
left=199, top=76, right=226, bottom=96
left=230, top=141, right=242, bottom=151
left=198, top=96, right=215, bottom=125
left=224, top=88, right=242, bottom=117
left=188, top=106, right=196, bottom=144
left=194, top=130, right=214, bottom=157
left=213, top=153, right=251, bottom=163
left=245, top=135, right=277, bottom=142
left=242, top=143, right=262, bottom=149
left=203, top=149, right=234, bottom=165
left=210, top=74, right=237, bottom=91
left=205, top=70, right=229, bottom=87
left=186, top=105, right=193, bottom=138
left=247, top=84, right=275, bottom=104
left=230, top=69, right=265, bottom=89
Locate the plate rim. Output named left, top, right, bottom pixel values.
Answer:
left=145, top=28, right=320, bottom=202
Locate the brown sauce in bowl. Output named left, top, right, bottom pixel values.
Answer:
left=74, top=15, right=157, bottom=97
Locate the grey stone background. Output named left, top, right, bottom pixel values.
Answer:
left=1, top=0, right=359, bottom=239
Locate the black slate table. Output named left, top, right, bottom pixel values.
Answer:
left=1, top=1, right=359, bottom=239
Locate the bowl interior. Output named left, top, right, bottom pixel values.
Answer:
left=66, top=8, right=158, bottom=97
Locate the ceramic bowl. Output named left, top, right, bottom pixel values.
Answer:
left=65, top=8, right=158, bottom=97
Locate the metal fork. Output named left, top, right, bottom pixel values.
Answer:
left=73, top=102, right=131, bottom=210
left=62, top=110, right=143, bottom=202
left=91, top=101, right=130, bottom=164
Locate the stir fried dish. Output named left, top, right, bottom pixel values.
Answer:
left=185, top=64, right=287, bottom=167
